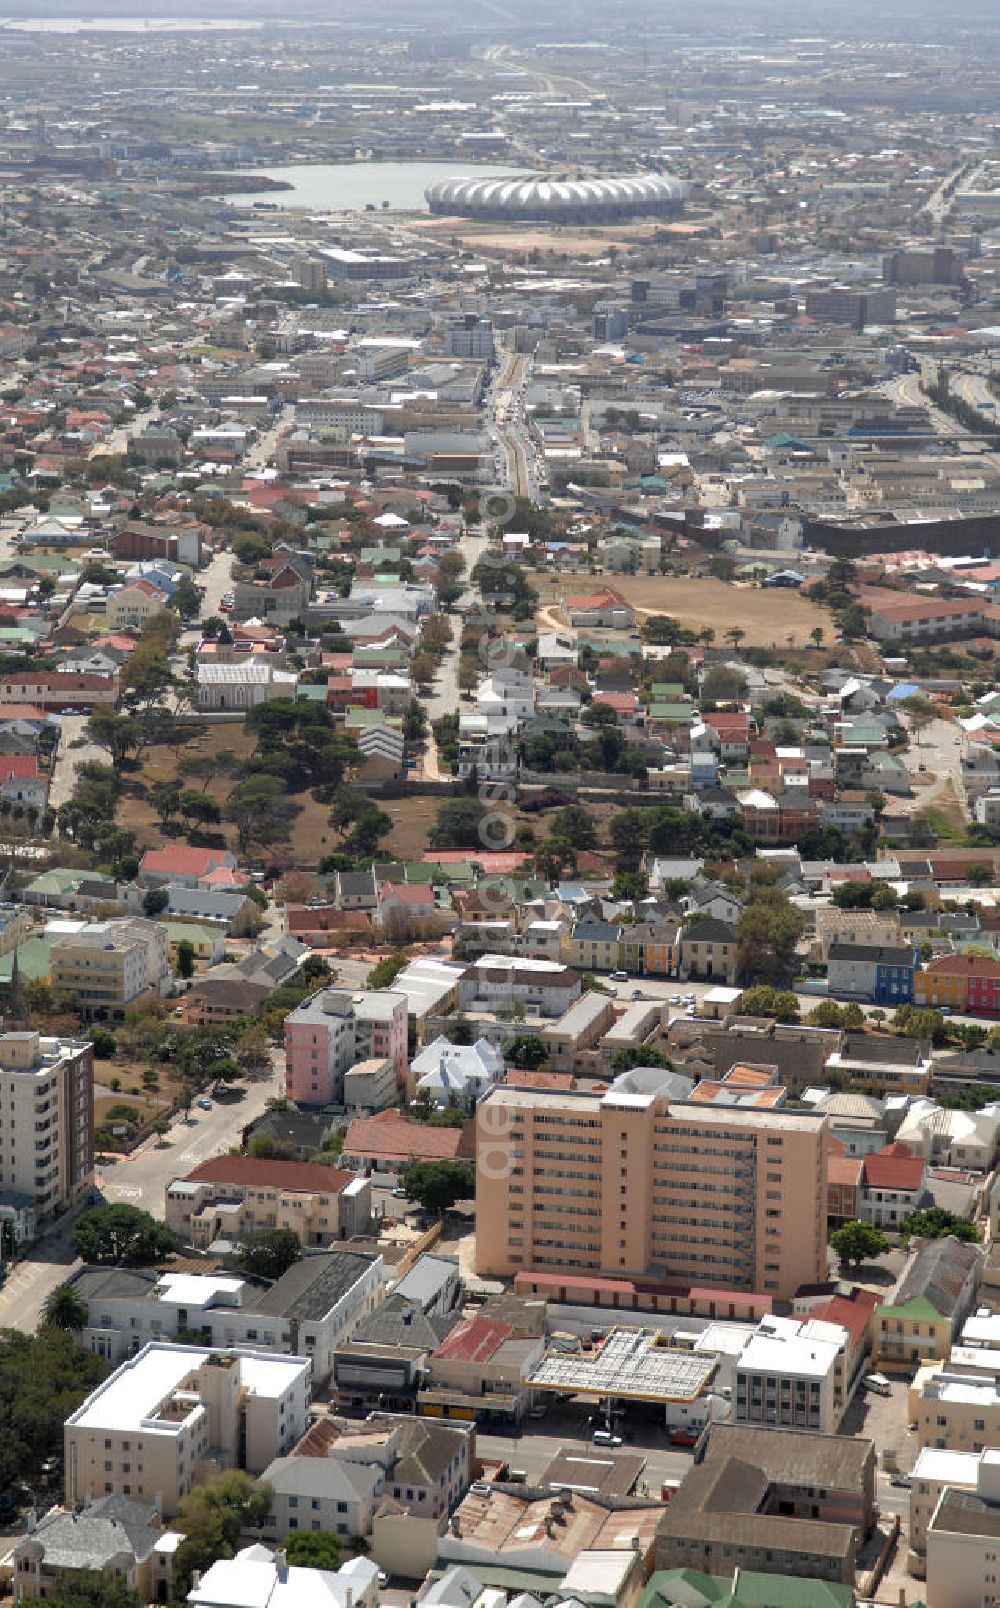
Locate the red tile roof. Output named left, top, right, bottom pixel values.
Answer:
left=343, top=1109, right=466, bottom=1164
left=828, top=1154, right=864, bottom=1188
left=140, top=845, right=233, bottom=876
left=0, top=755, right=37, bottom=779
left=183, top=1157, right=354, bottom=1192
left=863, top=1151, right=926, bottom=1191
left=505, top=1069, right=577, bottom=1091
left=923, top=954, right=1000, bottom=980
left=811, top=1288, right=878, bottom=1347
left=380, top=883, right=436, bottom=906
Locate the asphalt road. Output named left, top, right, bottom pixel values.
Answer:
left=884, top=713, right=968, bottom=821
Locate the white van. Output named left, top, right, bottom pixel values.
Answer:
left=863, top=1373, right=892, bottom=1396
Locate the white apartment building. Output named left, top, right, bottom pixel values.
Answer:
left=65, top=1344, right=311, bottom=1517
left=71, top=1254, right=385, bottom=1382
left=0, top=1029, right=93, bottom=1225
left=457, top=956, right=580, bottom=1017
left=734, top=1314, right=850, bottom=1434
left=49, top=918, right=168, bottom=1019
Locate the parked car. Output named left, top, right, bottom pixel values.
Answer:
left=197, top=1097, right=213, bottom=1111
left=592, top=1429, right=623, bottom=1447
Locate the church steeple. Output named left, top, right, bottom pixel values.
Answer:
left=6, top=949, right=27, bottom=1030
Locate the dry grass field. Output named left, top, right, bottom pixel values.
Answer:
left=406, top=214, right=701, bottom=261
left=536, top=572, right=833, bottom=648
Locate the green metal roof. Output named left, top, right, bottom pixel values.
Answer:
left=876, top=1295, right=941, bottom=1322
left=0, top=938, right=51, bottom=983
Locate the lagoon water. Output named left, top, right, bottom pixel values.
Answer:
left=0, top=16, right=263, bottom=28
left=225, top=160, right=524, bottom=214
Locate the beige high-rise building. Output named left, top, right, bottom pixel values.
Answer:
left=475, top=1080, right=829, bottom=1299
left=0, top=1029, right=93, bottom=1231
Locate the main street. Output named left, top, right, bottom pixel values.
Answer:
left=421, top=522, right=489, bottom=780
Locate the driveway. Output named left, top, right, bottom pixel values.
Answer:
left=48, top=715, right=103, bottom=810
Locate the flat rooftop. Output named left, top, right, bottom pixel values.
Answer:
left=912, top=1445, right=982, bottom=1483
left=66, top=1344, right=308, bottom=1434
left=528, top=1327, right=716, bottom=1404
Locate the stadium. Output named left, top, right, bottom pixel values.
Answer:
left=424, top=171, right=686, bottom=224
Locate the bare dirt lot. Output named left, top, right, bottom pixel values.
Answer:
left=535, top=572, right=833, bottom=647
left=407, top=215, right=703, bottom=261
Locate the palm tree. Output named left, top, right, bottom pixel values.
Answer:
left=41, top=1282, right=88, bottom=1332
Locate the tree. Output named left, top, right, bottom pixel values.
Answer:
left=176, top=939, right=196, bottom=980
left=402, top=1160, right=475, bottom=1215
left=550, top=805, right=598, bottom=851
left=702, top=665, right=747, bottom=705
left=142, top=886, right=169, bottom=918
left=534, top=838, right=575, bottom=882
left=29, top=1573, right=140, bottom=1608
left=329, top=787, right=393, bottom=858
left=86, top=710, right=143, bottom=767
left=284, top=1532, right=343, bottom=1569
left=507, top=1035, right=549, bottom=1070
left=831, top=1220, right=890, bottom=1268
left=178, top=789, right=222, bottom=828
left=226, top=774, right=297, bottom=857
left=736, top=890, right=805, bottom=984
left=40, top=1281, right=88, bottom=1332
left=0, top=1327, right=111, bottom=1493
left=894, top=1004, right=946, bottom=1043
left=367, top=952, right=409, bottom=989
left=235, top=1228, right=302, bottom=1281
left=725, top=626, right=746, bottom=652
left=88, top=1026, right=117, bottom=1058
left=901, top=1208, right=980, bottom=1244
left=431, top=799, right=488, bottom=849
left=735, top=985, right=800, bottom=1022
left=809, top=626, right=825, bottom=650
left=612, top=870, right=649, bottom=901
left=610, top=809, right=651, bottom=870
left=71, top=1204, right=176, bottom=1266
left=171, top=576, right=202, bottom=620
left=236, top=1022, right=270, bottom=1077
left=707, top=552, right=736, bottom=581
left=611, top=1046, right=674, bottom=1072
left=904, top=694, right=935, bottom=756
left=174, top=1471, right=273, bottom=1593
left=808, top=1000, right=866, bottom=1029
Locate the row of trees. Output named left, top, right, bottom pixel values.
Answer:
left=832, top=1207, right=980, bottom=1269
